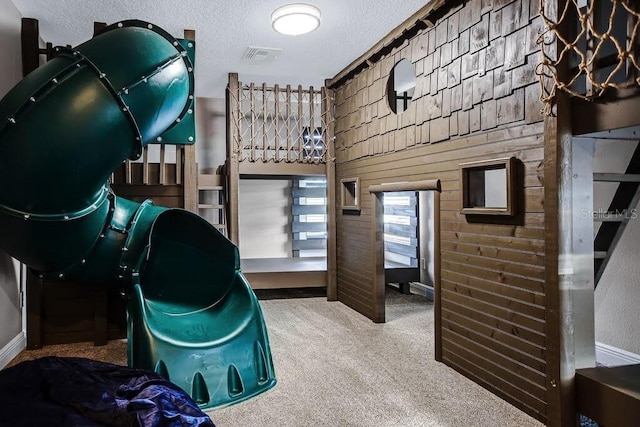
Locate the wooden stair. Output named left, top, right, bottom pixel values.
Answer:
left=198, top=173, right=227, bottom=236
left=593, top=143, right=640, bottom=287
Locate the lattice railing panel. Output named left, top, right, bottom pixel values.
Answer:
left=229, top=82, right=333, bottom=164
left=537, top=0, right=640, bottom=114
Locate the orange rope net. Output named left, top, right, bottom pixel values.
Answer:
left=536, top=0, right=640, bottom=115
left=227, top=83, right=334, bottom=164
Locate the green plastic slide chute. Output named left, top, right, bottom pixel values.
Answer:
left=0, top=20, right=275, bottom=409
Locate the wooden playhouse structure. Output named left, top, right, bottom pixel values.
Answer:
left=17, top=0, right=640, bottom=425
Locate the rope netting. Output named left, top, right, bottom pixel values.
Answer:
left=228, top=83, right=334, bottom=164
left=537, top=0, right=640, bottom=115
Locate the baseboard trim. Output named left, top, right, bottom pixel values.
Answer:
left=0, top=332, right=26, bottom=369
left=595, top=341, right=640, bottom=367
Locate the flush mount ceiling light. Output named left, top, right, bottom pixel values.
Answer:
left=272, top=3, right=321, bottom=36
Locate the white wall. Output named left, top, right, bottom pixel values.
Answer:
left=593, top=139, right=640, bottom=355
left=195, top=100, right=312, bottom=261
left=419, top=191, right=435, bottom=286
left=0, top=254, right=21, bottom=348
left=0, top=0, right=22, bottom=95
left=238, top=179, right=292, bottom=258
left=0, top=0, right=25, bottom=366
left=127, top=96, right=227, bottom=172
left=195, top=97, right=226, bottom=172
left=595, top=198, right=640, bottom=355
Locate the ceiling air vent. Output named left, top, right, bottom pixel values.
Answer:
left=242, top=46, right=282, bottom=62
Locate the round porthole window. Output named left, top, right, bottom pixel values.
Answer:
left=386, top=58, right=416, bottom=114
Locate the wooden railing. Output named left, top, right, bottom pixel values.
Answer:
left=227, top=79, right=333, bottom=164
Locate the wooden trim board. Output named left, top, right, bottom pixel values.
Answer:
left=244, top=271, right=327, bottom=289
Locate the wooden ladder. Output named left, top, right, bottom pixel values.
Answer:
left=593, top=143, right=640, bottom=287
left=198, top=173, right=227, bottom=237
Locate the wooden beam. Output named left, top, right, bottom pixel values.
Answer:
left=593, top=173, right=640, bottom=182
left=572, top=88, right=640, bottom=135
left=323, top=82, right=337, bottom=301
left=244, top=271, right=326, bottom=289
left=368, top=179, right=440, bottom=193
left=238, top=161, right=325, bottom=176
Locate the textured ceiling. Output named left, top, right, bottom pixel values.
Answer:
left=11, top=0, right=429, bottom=98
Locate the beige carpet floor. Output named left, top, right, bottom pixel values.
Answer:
left=9, top=291, right=544, bottom=427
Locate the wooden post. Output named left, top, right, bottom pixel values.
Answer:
left=297, top=85, right=304, bottom=161
left=26, top=270, right=42, bottom=349
left=182, top=29, right=198, bottom=213
left=274, top=84, right=281, bottom=162
left=93, top=21, right=107, bottom=36
left=227, top=73, right=241, bottom=244
left=21, top=18, right=40, bottom=77
left=183, top=146, right=197, bottom=212
left=309, top=86, right=315, bottom=162
left=627, top=9, right=638, bottom=84
left=542, top=1, right=580, bottom=425
left=323, top=82, right=337, bottom=301
left=433, top=190, right=441, bottom=361
left=584, top=2, right=597, bottom=98
left=159, top=144, right=166, bottom=185
left=248, top=83, right=255, bottom=162
left=372, top=192, right=386, bottom=323
left=176, top=146, right=183, bottom=185
left=262, top=83, right=268, bottom=162
left=142, top=146, right=150, bottom=185
left=286, top=85, right=293, bottom=162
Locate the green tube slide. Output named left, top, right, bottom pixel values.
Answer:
left=0, top=20, right=275, bottom=409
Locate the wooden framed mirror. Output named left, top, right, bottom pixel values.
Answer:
left=341, top=177, right=360, bottom=211
left=386, top=58, right=416, bottom=115
left=459, top=157, right=516, bottom=216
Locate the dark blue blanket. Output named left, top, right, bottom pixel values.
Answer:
left=0, top=357, right=215, bottom=427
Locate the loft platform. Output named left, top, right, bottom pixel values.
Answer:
left=242, top=257, right=327, bottom=290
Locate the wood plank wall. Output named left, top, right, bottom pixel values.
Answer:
left=331, top=0, right=548, bottom=422
left=28, top=162, right=187, bottom=349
